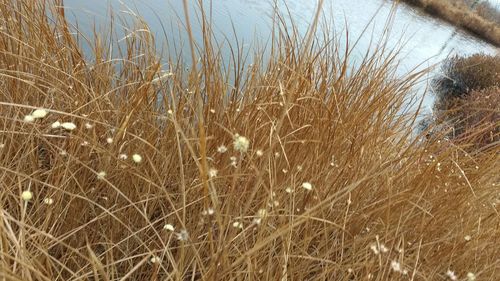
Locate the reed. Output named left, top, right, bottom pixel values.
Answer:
left=0, top=0, right=498, bottom=280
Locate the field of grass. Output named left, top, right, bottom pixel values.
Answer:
left=0, top=0, right=499, bottom=280
left=401, top=0, right=500, bottom=46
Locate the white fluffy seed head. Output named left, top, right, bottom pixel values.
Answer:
left=446, top=270, right=458, bottom=281
left=379, top=244, right=389, bottom=253
left=32, top=108, right=48, bottom=119
left=23, top=115, right=35, bottom=123
left=217, top=145, right=227, bottom=153
left=467, top=272, right=476, bottom=281
left=256, top=150, right=264, bottom=157
left=84, top=123, right=94, bottom=129
left=61, top=122, right=77, bottom=130
left=163, top=224, right=175, bottom=231
left=118, top=154, right=128, bottom=160
left=208, top=168, right=218, bottom=178
left=302, top=182, right=313, bottom=191
left=51, top=121, right=61, bottom=129
left=233, top=135, right=250, bottom=153
left=97, top=171, right=107, bottom=180
left=132, top=154, right=142, bottom=163
left=21, top=190, right=33, bottom=201
left=150, top=256, right=161, bottom=264
left=106, top=137, right=113, bottom=144
left=176, top=229, right=189, bottom=241
left=232, top=221, right=243, bottom=229
left=43, top=198, right=54, bottom=205
left=390, top=260, right=401, bottom=272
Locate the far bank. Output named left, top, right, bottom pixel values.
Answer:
left=400, top=0, right=500, bottom=46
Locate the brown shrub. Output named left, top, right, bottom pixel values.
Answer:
left=433, top=54, right=500, bottom=150
left=439, top=87, right=500, bottom=150
left=434, top=54, right=500, bottom=106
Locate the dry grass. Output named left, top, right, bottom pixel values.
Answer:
left=433, top=54, right=500, bottom=152
left=0, top=0, right=499, bottom=280
left=440, top=86, right=499, bottom=150
left=401, top=0, right=500, bottom=46
left=433, top=54, right=500, bottom=101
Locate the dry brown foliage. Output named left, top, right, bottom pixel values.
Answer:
left=434, top=54, right=500, bottom=101
left=0, top=1, right=498, bottom=280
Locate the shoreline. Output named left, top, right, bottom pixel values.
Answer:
left=400, top=0, right=500, bottom=47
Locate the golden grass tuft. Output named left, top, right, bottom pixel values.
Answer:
left=0, top=0, right=498, bottom=280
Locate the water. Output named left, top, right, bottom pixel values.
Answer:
left=62, top=0, right=497, bottom=111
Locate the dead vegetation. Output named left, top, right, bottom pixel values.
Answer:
left=0, top=0, right=498, bottom=280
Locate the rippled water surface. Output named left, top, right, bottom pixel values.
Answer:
left=63, top=0, right=497, bottom=110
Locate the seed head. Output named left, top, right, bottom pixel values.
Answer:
left=370, top=244, right=380, bottom=255
left=106, top=137, right=113, bottom=144
left=302, top=182, right=313, bottom=191
left=43, top=198, right=54, bottom=205
left=32, top=108, right=48, bottom=119
left=446, top=270, right=458, bottom=281
left=233, top=135, right=250, bottom=153
left=21, top=190, right=33, bottom=201
left=132, top=154, right=142, bottom=163
left=217, top=145, right=228, bottom=153
left=118, top=154, right=128, bottom=160
left=23, top=115, right=35, bottom=123
left=232, top=221, right=243, bottom=229
left=467, top=272, right=476, bottom=281
left=390, top=260, right=402, bottom=272
left=51, top=121, right=61, bottom=129
left=150, top=256, right=161, bottom=264
left=176, top=229, right=189, bottom=241
left=379, top=244, right=389, bottom=253
left=97, top=171, right=107, bottom=180
left=208, top=168, right=218, bottom=178
left=61, top=122, right=77, bottom=131
left=163, top=224, right=175, bottom=231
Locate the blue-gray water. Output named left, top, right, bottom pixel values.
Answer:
left=63, top=0, right=497, bottom=112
